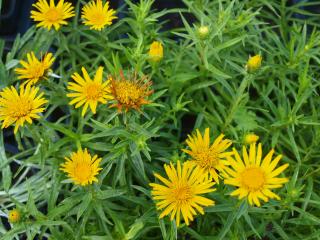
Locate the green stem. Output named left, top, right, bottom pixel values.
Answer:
left=223, top=74, right=253, bottom=130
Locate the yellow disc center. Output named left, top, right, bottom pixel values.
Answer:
left=173, top=184, right=192, bottom=202
left=11, top=98, right=33, bottom=118
left=92, top=13, right=106, bottom=26
left=46, top=8, right=61, bottom=23
left=86, top=84, right=102, bottom=100
left=194, top=149, right=219, bottom=169
left=30, top=63, right=45, bottom=79
left=74, top=163, right=92, bottom=182
left=241, top=167, right=265, bottom=191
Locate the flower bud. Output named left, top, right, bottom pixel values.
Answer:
left=244, top=133, right=259, bottom=145
left=246, top=55, right=262, bottom=72
left=149, top=41, right=163, bottom=62
left=8, top=209, right=21, bottom=223
left=198, top=26, right=209, bottom=39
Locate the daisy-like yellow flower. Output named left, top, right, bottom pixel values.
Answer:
left=109, top=71, right=153, bottom=112
left=82, top=0, right=117, bottom=31
left=14, top=52, right=55, bottom=86
left=60, top=148, right=102, bottom=186
left=149, top=41, right=163, bottom=62
left=67, top=66, right=112, bottom=116
left=30, top=0, right=75, bottom=30
left=246, top=54, right=262, bottom=72
left=224, top=143, right=289, bottom=206
left=244, top=133, right=259, bottom=145
left=150, top=161, right=215, bottom=226
left=182, top=128, right=232, bottom=183
left=0, top=85, right=48, bottom=134
left=8, top=209, right=21, bottom=223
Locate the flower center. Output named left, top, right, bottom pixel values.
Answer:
left=46, top=8, right=62, bottom=23
left=194, top=149, right=219, bottom=169
left=86, top=84, right=102, bottom=100
left=30, top=63, right=45, bottom=79
left=91, top=13, right=106, bottom=26
left=173, top=184, right=192, bottom=202
left=116, top=82, right=142, bottom=105
left=241, top=167, right=265, bottom=191
left=11, top=98, right=33, bottom=118
left=74, top=163, right=92, bottom=182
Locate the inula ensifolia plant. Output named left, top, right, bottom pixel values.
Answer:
left=0, top=0, right=319, bottom=239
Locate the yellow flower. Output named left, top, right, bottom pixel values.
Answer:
left=82, top=0, right=117, bottom=31
left=67, top=66, right=112, bottom=116
left=182, top=128, right=233, bottom=183
left=224, top=143, right=289, bottom=206
left=150, top=160, right=215, bottom=226
left=149, top=41, right=163, bottom=62
left=60, top=148, right=102, bottom=186
left=8, top=209, right=21, bottom=223
left=244, top=133, right=259, bottom=145
left=198, top=26, right=209, bottom=39
left=109, top=71, right=153, bottom=112
left=246, top=55, right=262, bottom=72
left=14, top=52, right=55, bottom=86
left=0, top=85, right=47, bottom=134
left=30, top=0, right=75, bottom=30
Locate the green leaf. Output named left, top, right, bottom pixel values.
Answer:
left=77, top=192, right=92, bottom=221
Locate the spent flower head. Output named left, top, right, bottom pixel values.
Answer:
left=109, top=71, right=153, bottom=112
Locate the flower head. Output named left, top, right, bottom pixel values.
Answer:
left=67, top=66, right=112, bottom=116
left=246, top=55, right=262, bottom=72
left=31, top=0, right=75, bottom=30
left=8, top=209, right=21, bottom=223
left=198, top=26, right=209, bottom=39
left=224, top=143, right=289, bottom=206
left=109, top=71, right=153, bottom=112
left=60, top=148, right=102, bottom=186
left=0, top=85, right=47, bottom=134
left=14, top=52, right=55, bottom=86
left=149, top=41, right=163, bottom=62
left=82, top=0, right=117, bottom=31
left=182, top=128, right=232, bottom=183
left=244, top=133, right=259, bottom=145
left=150, top=161, right=215, bottom=226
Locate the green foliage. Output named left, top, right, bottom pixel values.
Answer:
left=1, top=0, right=320, bottom=239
